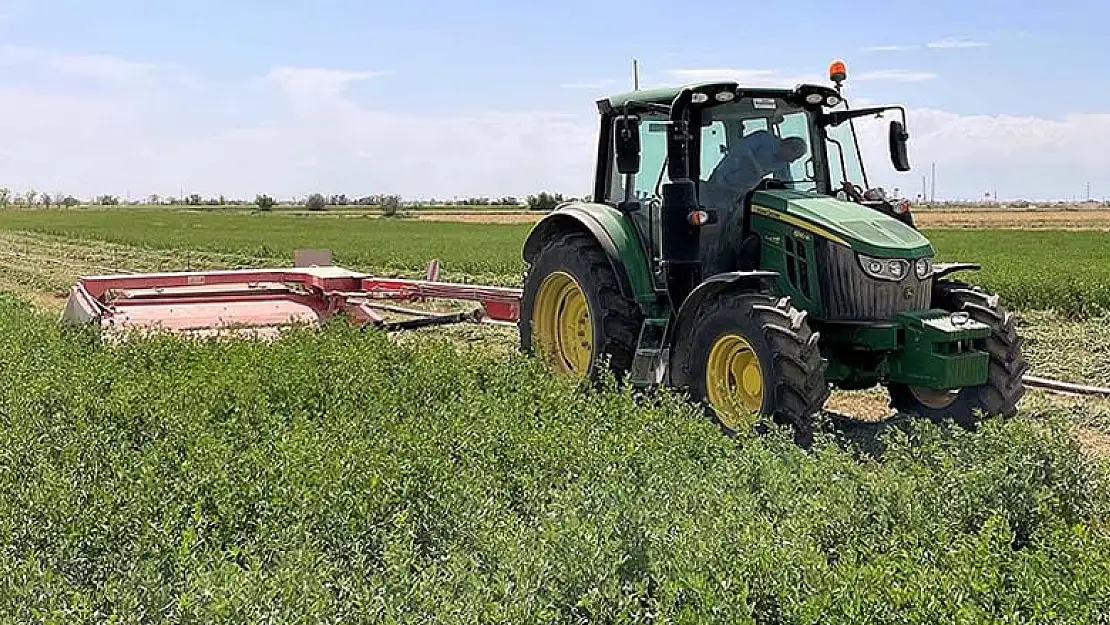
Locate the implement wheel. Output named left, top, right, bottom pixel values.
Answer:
left=888, top=280, right=1028, bottom=428
left=686, top=292, right=829, bottom=447
left=519, top=231, right=641, bottom=380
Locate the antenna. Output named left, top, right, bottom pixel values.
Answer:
left=632, top=58, right=640, bottom=91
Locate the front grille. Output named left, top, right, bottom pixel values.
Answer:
left=816, top=241, right=932, bottom=321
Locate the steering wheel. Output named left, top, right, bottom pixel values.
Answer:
left=754, top=177, right=789, bottom=191
left=837, top=180, right=866, bottom=203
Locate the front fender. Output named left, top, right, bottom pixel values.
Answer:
left=933, top=262, right=981, bottom=280
left=522, top=202, right=656, bottom=305
left=665, top=270, right=779, bottom=388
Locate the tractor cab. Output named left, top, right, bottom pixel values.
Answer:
left=598, top=67, right=916, bottom=288
left=599, top=72, right=919, bottom=310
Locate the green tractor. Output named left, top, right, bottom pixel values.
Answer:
left=519, top=62, right=1027, bottom=444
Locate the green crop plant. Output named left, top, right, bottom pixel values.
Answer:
left=0, top=294, right=1108, bottom=621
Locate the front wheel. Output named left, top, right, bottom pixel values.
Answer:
left=685, top=292, right=829, bottom=447
left=888, top=280, right=1028, bottom=428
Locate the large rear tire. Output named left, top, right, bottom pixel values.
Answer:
left=685, top=292, right=829, bottom=447
left=519, top=231, right=642, bottom=381
left=888, top=280, right=1028, bottom=428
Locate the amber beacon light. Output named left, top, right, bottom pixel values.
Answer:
left=829, top=60, right=847, bottom=84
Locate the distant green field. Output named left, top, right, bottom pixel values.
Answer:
left=1, top=210, right=1109, bottom=315
left=0, top=210, right=532, bottom=286
left=925, top=229, right=1110, bottom=316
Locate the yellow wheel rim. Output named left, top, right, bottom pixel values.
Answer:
left=909, top=386, right=960, bottom=409
left=531, top=271, right=593, bottom=376
left=706, top=333, right=764, bottom=430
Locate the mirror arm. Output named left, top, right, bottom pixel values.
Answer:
left=821, top=104, right=905, bottom=127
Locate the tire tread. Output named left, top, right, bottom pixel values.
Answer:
left=519, top=230, right=642, bottom=377
left=689, top=291, right=829, bottom=445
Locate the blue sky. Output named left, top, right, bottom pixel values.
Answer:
left=0, top=0, right=1105, bottom=201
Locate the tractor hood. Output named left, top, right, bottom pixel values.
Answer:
left=751, top=189, right=934, bottom=259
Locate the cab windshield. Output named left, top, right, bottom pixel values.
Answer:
left=698, top=97, right=821, bottom=203
left=822, top=101, right=869, bottom=195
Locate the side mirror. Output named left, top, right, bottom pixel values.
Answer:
left=614, top=115, right=641, bottom=175
left=889, top=120, right=910, bottom=172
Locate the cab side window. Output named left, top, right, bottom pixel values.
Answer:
left=700, top=121, right=728, bottom=177
left=633, top=116, right=670, bottom=200
left=776, top=111, right=816, bottom=191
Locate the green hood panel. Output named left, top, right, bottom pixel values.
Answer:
left=752, top=189, right=934, bottom=259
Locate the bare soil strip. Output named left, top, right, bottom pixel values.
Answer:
left=914, top=209, right=1110, bottom=229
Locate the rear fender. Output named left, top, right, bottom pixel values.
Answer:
left=522, top=202, right=656, bottom=307
left=665, top=270, right=779, bottom=388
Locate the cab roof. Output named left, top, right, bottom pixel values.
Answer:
left=599, top=82, right=815, bottom=112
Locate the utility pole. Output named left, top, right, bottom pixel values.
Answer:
left=1087, top=181, right=1092, bottom=202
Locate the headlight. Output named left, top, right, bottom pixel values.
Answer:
left=915, top=257, right=933, bottom=279
left=858, top=253, right=910, bottom=281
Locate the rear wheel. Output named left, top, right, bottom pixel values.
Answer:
left=686, top=292, right=829, bottom=446
left=519, top=231, right=641, bottom=380
left=888, top=280, right=1028, bottom=428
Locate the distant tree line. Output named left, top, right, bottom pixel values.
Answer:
left=525, top=192, right=566, bottom=210
left=0, top=188, right=81, bottom=209
left=6, top=184, right=1109, bottom=212
left=0, top=187, right=588, bottom=212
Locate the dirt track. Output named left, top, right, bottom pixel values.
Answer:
left=411, top=211, right=543, bottom=224
left=913, top=209, right=1110, bottom=229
